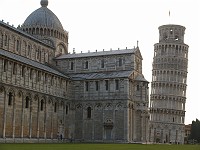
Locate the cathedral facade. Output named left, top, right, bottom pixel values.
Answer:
left=0, top=0, right=149, bottom=143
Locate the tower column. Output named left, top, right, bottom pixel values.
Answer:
left=12, top=94, right=16, bottom=139
left=3, top=90, right=7, bottom=138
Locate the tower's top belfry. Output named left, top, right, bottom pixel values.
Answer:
left=158, top=24, right=186, bottom=44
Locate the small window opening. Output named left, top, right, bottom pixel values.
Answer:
left=4, top=35, right=8, bottom=46
left=87, top=107, right=92, bottom=119
left=70, top=62, right=74, bottom=70
left=137, top=85, right=140, bottom=91
left=16, top=40, right=20, bottom=51
left=4, top=60, right=7, bottom=72
left=85, top=81, right=89, bottom=91
left=66, top=105, right=68, bottom=114
left=105, top=80, right=109, bottom=91
left=175, top=35, right=179, bottom=41
left=8, top=92, right=13, bottom=106
left=95, top=81, right=99, bottom=91
left=101, top=59, right=104, bottom=68
left=54, top=102, right=57, bottom=112
left=25, top=97, right=29, bottom=108
left=119, top=58, right=122, bottom=66
left=170, top=29, right=173, bottom=34
left=85, top=61, right=89, bottom=69
left=115, top=80, right=119, bottom=90
left=41, top=100, right=44, bottom=111
left=22, top=66, right=25, bottom=77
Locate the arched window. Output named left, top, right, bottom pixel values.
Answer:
left=25, top=97, right=29, bottom=108
left=8, top=92, right=13, bottom=106
left=105, top=80, right=109, bottom=91
left=137, top=85, right=140, bottom=91
left=21, top=66, right=25, bottom=77
left=87, top=107, right=92, bottom=119
left=95, top=81, right=99, bottom=91
left=70, top=62, right=74, bottom=70
left=170, top=29, right=173, bottom=34
left=119, top=58, right=122, bottom=66
left=4, top=60, right=7, bottom=72
left=85, top=81, right=89, bottom=91
left=13, top=63, right=17, bottom=75
left=115, top=80, right=119, bottom=90
left=27, top=45, right=31, bottom=57
left=85, top=61, right=89, bottom=69
left=66, top=105, right=68, bottom=115
left=16, top=40, right=20, bottom=52
left=101, top=59, right=104, bottom=68
left=41, top=100, right=44, bottom=111
left=4, top=34, right=8, bottom=46
left=54, top=102, right=57, bottom=113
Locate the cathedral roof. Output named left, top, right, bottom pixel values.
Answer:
left=68, top=70, right=133, bottom=80
left=0, top=21, right=54, bottom=48
left=0, top=49, right=68, bottom=78
left=56, top=49, right=136, bottom=59
left=22, top=0, right=63, bottom=30
left=135, top=74, right=148, bottom=82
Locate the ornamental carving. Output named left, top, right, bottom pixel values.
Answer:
left=17, top=91, right=22, bottom=98
left=0, top=87, right=4, bottom=93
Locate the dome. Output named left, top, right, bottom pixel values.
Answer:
left=22, top=0, right=63, bottom=30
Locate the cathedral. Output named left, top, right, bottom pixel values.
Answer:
left=0, top=0, right=150, bottom=143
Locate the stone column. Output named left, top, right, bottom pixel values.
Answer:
left=37, top=99, right=40, bottom=139
left=124, top=103, right=129, bottom=142
left=141, top=114, right=144, bottom=142
left=131, top=108, right=134, bottom=141
left=3, top=90, right=7, bottom=138
left=113, top=106, right=116, bottom=141
left=21, top=94, right=24, bottom=138
left=129, top=107, right=132, bottom=141
left=51, top=103, right=53, bottom=139
left=44, top=100, right=47, bottom=139
left=92, top=108, right=94, bottom=141
left=12, top=93, right=16, bottom=138
left=29, top=99, right=32, bottom=138
left=146, top=116, right=148, bottom=142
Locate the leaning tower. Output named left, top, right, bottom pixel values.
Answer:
left=149, top=24, right=189, bottom=144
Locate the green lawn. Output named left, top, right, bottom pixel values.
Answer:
left=0, top=144, right=199, bottom=150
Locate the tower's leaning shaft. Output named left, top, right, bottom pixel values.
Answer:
left=149, top=24, right=189, bottom=144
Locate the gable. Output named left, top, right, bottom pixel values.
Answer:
left=134, top=48, right=143, bottom=60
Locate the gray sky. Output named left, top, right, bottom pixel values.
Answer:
left=1, top=0, right=200, bottom=124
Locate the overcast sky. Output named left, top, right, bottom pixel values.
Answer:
left=1, top=0, right=200, bottom=124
